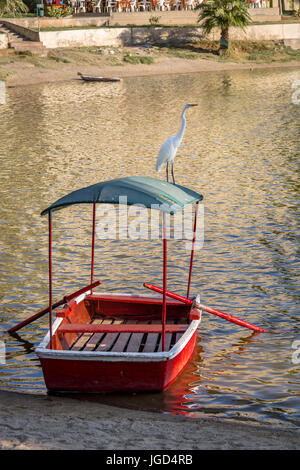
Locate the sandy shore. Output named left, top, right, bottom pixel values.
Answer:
left=0, top=390, right=299, bottom=450
left=2, top=55, right=300, bottom=88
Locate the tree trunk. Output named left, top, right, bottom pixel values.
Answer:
left=219, top=27, right=229, bottom=55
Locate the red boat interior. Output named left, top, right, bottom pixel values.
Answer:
left=51, top=294, right=194, bottom=354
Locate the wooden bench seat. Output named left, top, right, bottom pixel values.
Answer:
left=58, top=323, right=188, bottom=335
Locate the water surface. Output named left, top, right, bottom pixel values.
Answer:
left=0, top=67, right=299, bottom=427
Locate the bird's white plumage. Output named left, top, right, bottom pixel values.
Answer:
left=155, top=103, right=197, bottom=183
left=155, top=136, right=178, bottom=172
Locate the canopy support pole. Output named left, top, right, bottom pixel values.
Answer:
left=162, top=212, right=167, bottom=352
left=187, top=202, right=199, bottom=299
left=90, top=203, right=96, bottom=292
left=48, top=210, right=53, bottom=349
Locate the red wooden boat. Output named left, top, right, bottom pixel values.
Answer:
left=33, top=176, right=204, bottom=393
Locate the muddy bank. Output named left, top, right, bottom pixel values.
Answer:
left=2, top=54, right=300, bottom=88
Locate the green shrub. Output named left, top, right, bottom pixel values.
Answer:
left=149, top=15, right=160, bottom=25
left=45, top=5, right=73, bottom=17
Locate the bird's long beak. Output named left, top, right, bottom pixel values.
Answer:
left=190, top=104, right=198, bottom=106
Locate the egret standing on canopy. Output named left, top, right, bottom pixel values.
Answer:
left=155, top=103, right=198, bottom=184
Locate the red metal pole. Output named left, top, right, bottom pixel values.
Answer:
left=90, top=203, right=96, bottom=293
left=162, top=212, right=167, bottom=351
left=48, top=210, right=53, bottom=349
left=187, top=202, right=199, bottom=299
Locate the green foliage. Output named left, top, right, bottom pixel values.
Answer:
left=0, top=0, right=29, bottom=16
left=197, top=0, right=252, bottom=47
left=293, top=8, right=300, bottom=17
left=45, top=6, right=73, bottom=17
left=149, top=15, right=161, bottom=25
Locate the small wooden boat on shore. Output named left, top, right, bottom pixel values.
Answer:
left=8, top=176, right=266, bottom=393
left=78, top=72, right=121, bottom=82
left=33, top=177, right=203, bottom=393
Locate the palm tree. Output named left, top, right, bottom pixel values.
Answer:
left=197, top=0, right=252, bottom=53
left=0, top=0, right=29, bottom=16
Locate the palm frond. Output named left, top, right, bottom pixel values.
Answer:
left=0, top=0, right=29, bottom=17
left=197, top=0, right=252, bottom=35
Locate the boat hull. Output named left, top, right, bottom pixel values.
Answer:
left=36, top=292, right=200, bottom=393
left=38, top=330, right=197, bottom=393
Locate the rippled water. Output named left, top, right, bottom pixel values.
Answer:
left=0, top=67, right=299, bottom=428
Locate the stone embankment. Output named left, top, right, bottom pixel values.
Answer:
left=0, top=8, right=299, bottom=53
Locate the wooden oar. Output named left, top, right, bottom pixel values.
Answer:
left=7, top=280, right=102, bottom=334
left=144, top=282, right=267, bottom=333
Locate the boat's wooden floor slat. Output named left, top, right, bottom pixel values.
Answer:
left=71, top=318, right=103, bottom=351
left=157, top=333, right=174, bottom=352
left=83, top=318, right=114, bottom=352
left=95, top=319, right=123, bottom=352
left=125, top=320, right=149, bottom=353
left=66, top=318, right=188, bottom=353
left=110, top=320, right=133, bottom=353
left=142, top=319, right=161, bottom=353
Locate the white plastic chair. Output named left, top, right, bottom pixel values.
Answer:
left=70, top=0, right=77, bottom=12
left=129, top=0, right=137, bottom=10
left=173, top=0, right=181, bottom=10
left=78, top=0, right=86, bottom=12
left=164, top=0, right=171, bottom=10
left=105, top=0, right=117, bottom=11
left=185, top=0, right=194, bottom=9
left=93, top=0, right=102, bottom=12
left=138, top=0, right=151, bottom=9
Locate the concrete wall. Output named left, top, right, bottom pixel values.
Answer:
left=1, top=7, right=281, bottom=31
left=1, top=16, right=109, bottom=30
left=110, top=10, right=199, bottom=26
left=0, top=33, right=8, bottom=49
left=39, top=27, right=130, bottom=48
left=109, top=8, right=281, bottom=26
left=230, top=22, right=300, bottom=41
left=35, top=23, right=300, bottom=48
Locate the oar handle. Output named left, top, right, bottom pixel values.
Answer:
left=8, top=280, right=101, bottom=334
left=143, top=283, right=266, bottom=333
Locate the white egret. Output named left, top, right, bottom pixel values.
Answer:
left=155, top=102, right=198, bottom=184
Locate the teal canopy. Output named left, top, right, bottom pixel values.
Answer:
left=41, top=176, right=203, bottom=216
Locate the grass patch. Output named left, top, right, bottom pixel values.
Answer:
left=0, top=51, right=51, bottom=69
left=33, top=25, right=108, bottom=32
left=165, top=40, right=300, bottom=64
left=0, top=13, right=35, bottom=18
left=123, top=54, right=154, bottom=65
left=0, top=70, right=14, bottom=81
left=48, top=50, right=71, bottom=63
left=155, top=46, right=200, bottom=60
left=0, top=56, right=15, bottom=66
left=15, top=50, right=33, bottom=57
left=222, top=40, right=300, bottom=63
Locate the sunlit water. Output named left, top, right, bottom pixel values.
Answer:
left=0, top=68, right=299, bottom=428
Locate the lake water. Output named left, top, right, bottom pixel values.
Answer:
left=0, top=67, right=299, bottom=428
